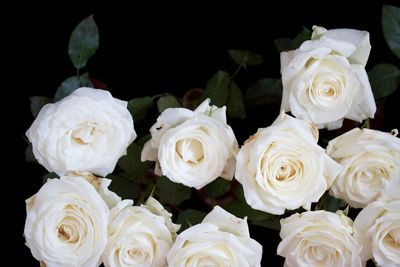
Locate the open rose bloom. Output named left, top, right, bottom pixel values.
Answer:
left=278, top=210, right=363, bottom=267
left=327, top=128, right=400, bottom=208
left=26, top=87, right=136, bottom=177
left=24, top=176, right=110, bottom=267
left=280, top=26, right=376, bottom=129
left=354, top=180, right=400, bottom=267
left=235, top=112, right=342, bottom=214
left=167, top=206, right=262, bottom=266
left=141, top=98, right=238, bottom=189
left=103, top=197, right=180, bottom=267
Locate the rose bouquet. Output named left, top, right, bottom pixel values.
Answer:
left=23, top=5, right=399, bottom=267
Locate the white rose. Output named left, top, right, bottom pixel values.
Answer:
left=235, top=112, right=342, bottom=215
left=24, top=175, right=109, bottom=267
left=278, top=210, right=363, bottom=267
left=103, top=197, right=179, bottom=267
left=167, top=206, right=262, bottom=267
left=377, top=178, right=400, bottom=203
left=142, top=196, right=181, bottom=237
left=281, top=25, right=376, bottom=129
left=26, top=87, right=136, bottom=177
left=141, top=98, right=238, bottom=189
left=69, top=171, right=121, bottom=208
left=327, top=128, right=400, bottom=208
left=353, top=180, right=400, bottom=267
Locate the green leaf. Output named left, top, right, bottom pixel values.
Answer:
left=382, top=5, right=400, bottom=58
left=204, top=178, right=230, bottom=199
left=228, top=50, right=263, bottom=68
left=107, top=173, right=140, bottom=200
left=137, top=183, right=156, bottom=205
left=176, top=209, right=207, bottom=231
left=54, top=76, right=80, bottom=101
left=227, top=82, right=246, bottom=119
left=157, top=95, right=181, bottom=113
left=203, top=71, right=231, bottom=107
left=29, top=96, right=51, bottom=117
left=117, top=135, right=152, bottom=180
left=368, top=63, right=400, bottom=99
left=315, top=192, right=346, bottom=212
left=274, top=38, right=292, bottom=52
left=156, top=176, right=191, bottom=205
left=68, top=15, right=99, bottom=69
left=291, top=27, right=311, bottom=49
left=245, top=78, right=282, bottom=106
left=25, top=144, right=37, bottom=163
left=53, top=73, right=93, bottom=101
left=233, top=184, right=246, bottom=202
left=223, top=201, right=273, bottom=221
left=273, top=27, right=311, bottom=53
left=42, top=172, right=59, bottom=184
left=127, top=97, right=154, bottom=121
left=78, top=72, right=93, bottom=87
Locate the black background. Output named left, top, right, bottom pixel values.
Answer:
left=11, top=1, right=400, bottom=266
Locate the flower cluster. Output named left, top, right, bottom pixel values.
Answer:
left=24, top=11, right=400, bottom=267
left=25, top=88, right=262, bottom=267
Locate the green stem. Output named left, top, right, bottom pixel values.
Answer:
left=362, top=118, right=370, bottom=129
left=231, top=62, right=244, bottom=81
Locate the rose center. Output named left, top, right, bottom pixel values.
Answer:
left=306, top=59, right=346, bottom=107
left=57, top=223, right=78, bottom=243
left=176, top=139, right=204, bottom=164
left=71, top=122, right=99, bottom=144
left=127, top=248, right=148, bottom=262
left=194, top=254, right=230, bottom=267
left=361, top=166, right=389, bottom=181
left=307, top=245, right=333, bottom=262
left=198, top=257, right=220, bottom=266
left=384, top=228, right=400, bottom=249
left=322, top=87, right=334, bottom=96
left=275, top=161, right=298, bottom=181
